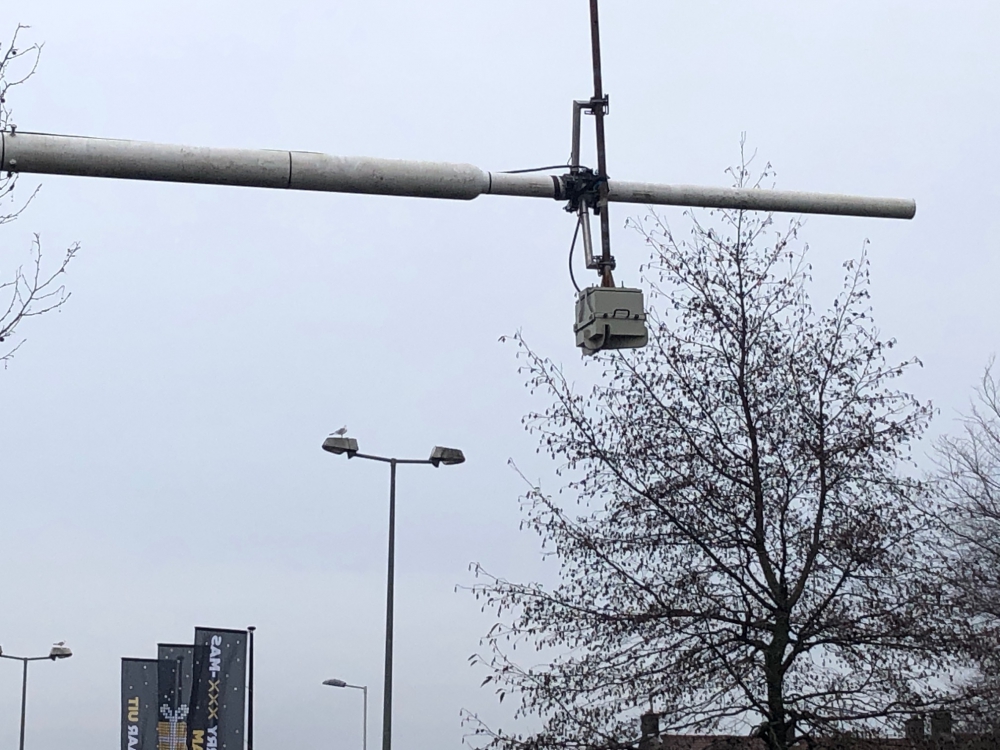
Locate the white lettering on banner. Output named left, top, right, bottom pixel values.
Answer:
left=209, top=644, right=221, bottom=676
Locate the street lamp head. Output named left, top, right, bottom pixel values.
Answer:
left=322, top=436, right=359, bottom=456
left=323, top=678, right=348, bottom=688
left=429, top=446, right=465, bottom=467
left=48, top=644, right=72, bottom=659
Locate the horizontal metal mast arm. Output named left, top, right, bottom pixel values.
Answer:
left=607, top=180, right=915, bottom=219
left=0, top=131, right=489, bottom=199
left=0, top=131, right=915, bottom=219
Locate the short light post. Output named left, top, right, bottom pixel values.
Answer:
left=0, top=643, right=73, bottom=750
left=321, top=435, right=465, bottom=750
left=323, top=678, right=368, bottom=750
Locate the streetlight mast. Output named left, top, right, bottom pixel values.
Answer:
left=323, top=678, right=369, bottom=750
left=321, top=435, right=464, bottom=750
left=0, top=643, right=73, bottom=750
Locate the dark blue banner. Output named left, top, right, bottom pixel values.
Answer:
left=190, top=627, right=247, bottom=750
left=157, top=644, right=208, bottom=750
left=121, top=658, right=158, bottom=750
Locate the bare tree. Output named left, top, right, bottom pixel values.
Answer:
left=934, top=362, right=1000, bottom=730
left=0, top=25, right=77, bottom=367
left=465, top=155, right=971, bottom=750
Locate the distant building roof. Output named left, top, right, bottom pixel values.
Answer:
left=636, top=712, right=997, bottom=750
left=652, top=734, right=998, bottom=750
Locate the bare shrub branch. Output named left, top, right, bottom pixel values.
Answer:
left=934, top=360, right=1000, bottom=731
left=463, top=152, right=974, bottom=750
left=0, top=234, right=78, bottom=366
left=0, top=25, right=77, bottom=367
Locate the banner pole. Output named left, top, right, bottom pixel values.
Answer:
left=247, top=626, right=256, bottom=750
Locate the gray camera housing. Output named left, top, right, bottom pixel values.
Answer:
left=574, top=286, right=648, bottom=354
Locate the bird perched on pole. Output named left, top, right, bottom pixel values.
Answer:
left=331, top=426, right=348, bottom=437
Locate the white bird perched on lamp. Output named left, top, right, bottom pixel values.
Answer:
left=331, top=426, right=348, bottom=437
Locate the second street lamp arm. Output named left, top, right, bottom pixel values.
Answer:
left=350, top=453, right=435, bottom=465
left=0, top=655, right=61, bottom=662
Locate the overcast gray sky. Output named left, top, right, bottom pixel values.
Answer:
left=0, top=2, right=998, bottom=748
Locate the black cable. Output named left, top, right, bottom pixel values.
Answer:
left=500, top=164, right=570, bottom=174
left=568, top=214, right=582, bottom=293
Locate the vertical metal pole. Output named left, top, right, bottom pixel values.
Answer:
left=19, top=659, right=28, bottom=750
left=174, top=656, right=182, bottom=713
left=588, top=0, right=614, bottom=286
left=247, top=625, right=256, bottom=750
left=571, top=101, right=584, bottom=170
left=362, top=685, right=369, bottom=750
left=579, top=198, right=596, bottom=269
left=382, top=460, right=397, bottom=750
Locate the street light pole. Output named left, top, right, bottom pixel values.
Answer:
left=19, top=658, right=28, bottom=750
left=362, top=684, right=368, bottom=750
left=323, top=679, right=368, bottom=750
left=0, top=644, right=73, bottom=750
left=383, top=458, right=397, bottom=750
left=321, top=437, right=464, bottom=750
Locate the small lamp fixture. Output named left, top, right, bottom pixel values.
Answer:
left=322, top=436, right=359, bottom=456
left=49, top=644, right=72, bottom=660
left=429, top=446, right=465, bottom=467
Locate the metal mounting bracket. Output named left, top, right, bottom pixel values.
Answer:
left=566, top=95, right=615, bottom=274
left=570, top=97, right=610, bottom=172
